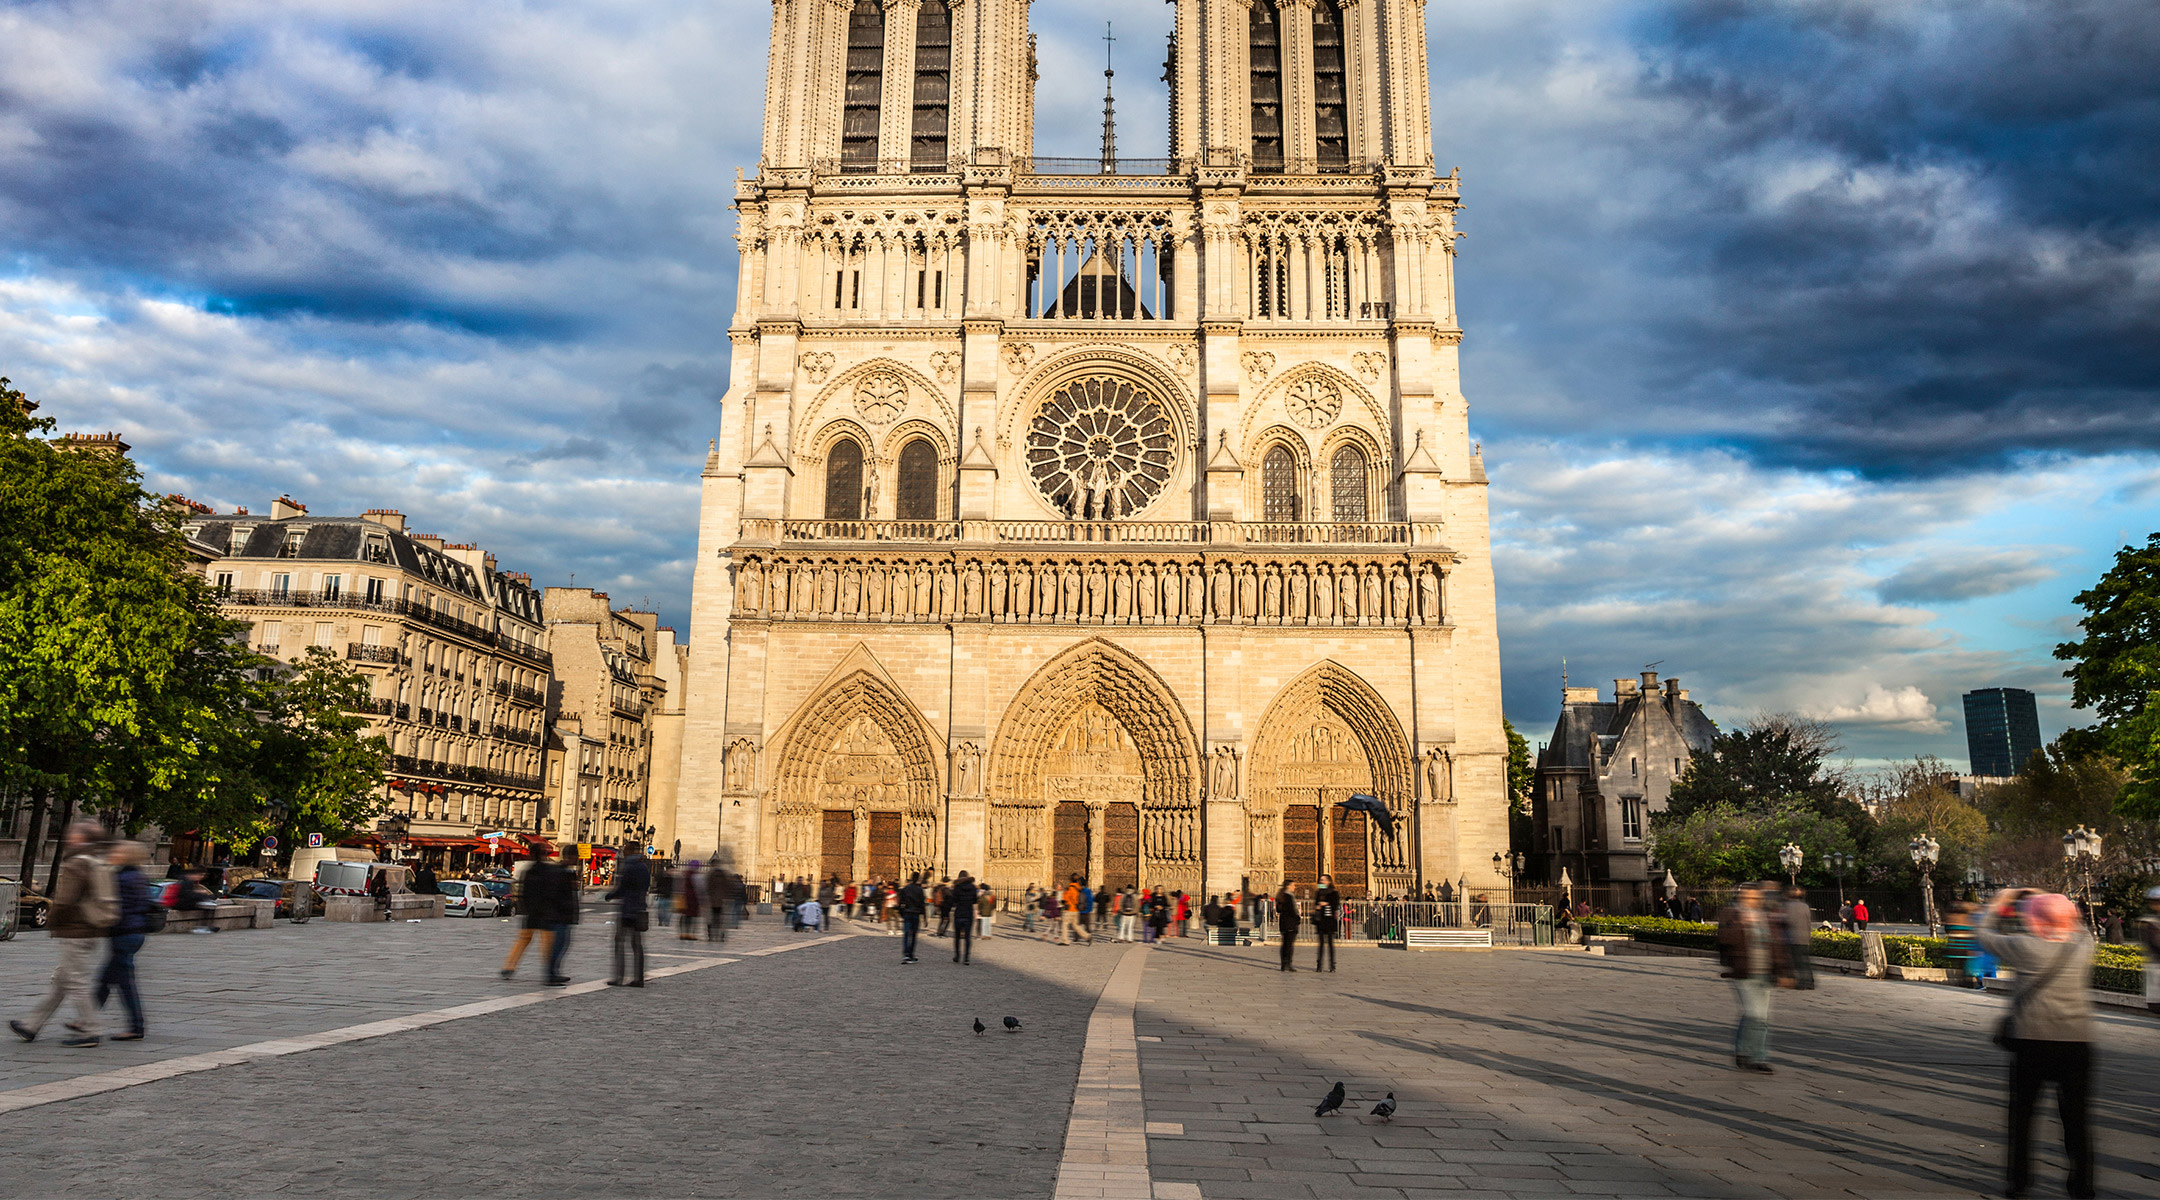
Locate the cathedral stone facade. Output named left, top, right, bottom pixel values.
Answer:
left=676, top=0, right=1506, bottom=900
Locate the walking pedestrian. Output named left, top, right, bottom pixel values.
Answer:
left=12, top=823, right=119, bottom=1047
left=1274, top=881, right=1301, bottom=972
left=1979, top=889, right=2096, bottom=1199
left=1851, top=897, right=1870, bottom=931
left=652, top=860, right=675, bottom=928
left=977, top=882, right=996, bottom=939
left=1062, top=875, right=1093, bottom=945
left=1116, top=888, right=1137, bottom=942
left=709, top=858, right=733, bottom=942
left=1041, top=886, right=1062, bottom=944
left=1781, top=886, right=1815, bottom=990
left=1312, top=874, right=1341, bottom=972
left=1174, top=891, right=1190, bottom=937
left=949, top=872, right=979, bottom=963
left=898, top=872, right=927, bottom=963
left=501, top=859, right=561, bottom=981
left=1021, top=885, right=1039, bottom=936
left=95, top=840, right=152, bottom=1041
left=2138, top=887, right=2160, bottom=1013
left=1838, top=899, right=1854, bottom=932
left=676, top=858, right=702, bottom=940
left=1146, top=887, right=1170, bottom=944
left=605, top=842, right=651, bottom=988
left=1716, top=883, right=1793, bottom=1072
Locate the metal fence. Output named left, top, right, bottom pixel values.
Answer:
left=1226, top=900, right=1556, bottom=946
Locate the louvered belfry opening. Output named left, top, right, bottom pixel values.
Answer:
left=1249, top=0, right=1284, bottom=173
left=1312, top=0, right=1350, bottom=170
left=841, top=0, right=884, bottom=171
left=911, top=0, right=951, bottom=171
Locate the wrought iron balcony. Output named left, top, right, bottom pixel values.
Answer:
left=346, top=643, right=406, bottom=666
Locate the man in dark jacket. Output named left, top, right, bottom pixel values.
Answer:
left=11, top=822, right=115, bottom=1046
left=95, top=840, right=154, bottom=1040
left=1311, top=874, right=1342, bottom=973
left=511, top=850, right=578, bottom=986
left=898, top=872, right=927, bottom=963
left=949, top=872, right=980, bottom=964
left=1275, top=882, right=1301, bottom=972
left=933, top=878, right=952, bottom=938
left=606, top=843, right=652, bottom=987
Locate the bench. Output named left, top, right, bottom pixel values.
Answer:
left=1407, top=927, right=1492, bottom=950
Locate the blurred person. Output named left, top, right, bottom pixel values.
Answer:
left=677, top=858, right=704, bottom=941
left=1312, top=875, right=1341, bottom=972
left=1174, top=890, right=1191, bottom=938
left=1097, top=883, right=1115, bottom=936
left=797, top=894, right=823, bottom=932
left=1945, top=901, right=1981, bottom=989
left=1782, top=887, right=1815, bottom=990
left=1838, top=899, right=1854, bottom=932
left=898, top=872, right=927, bottom=963
left=1062, top=876, right=1093, bottom=945
left=1851, top=897, right=1870, bottom=931
left=367, top=867, right=391, bottom=922
left=1979, top=889, right=2095, bottom=1200
left=95, top=841, right=153, bottom=1041
left=977, top=882, right=996, bottom=938
left=1716, top=884, right=1793, bottom=1073
left=11, top=823, right=117, bottom=1047
left=933, top=876, right=952, bottom=939
left=501, top=854, right=563, bottom=983
left=2138, top=888, right=2160, bottom=1013
left=843, top=880, right=859, bottom=919
left=652, top=860, right=675, bottom=928
left=709, top=859, right=733, bottom=943
left=605, top=842, right=652, bottom=988
left=1117, top=888, right=1138, bottom=943
left=1040, top=885, right=1061, bottom=943
left=949, top=872, right=978, bottom=963
left=1021, top=884, right=1040, bottom=935
left=1274, top=881, right=1301, bottom=972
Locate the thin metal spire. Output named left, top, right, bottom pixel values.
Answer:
left=1099, top=22, right=1118, bottom=174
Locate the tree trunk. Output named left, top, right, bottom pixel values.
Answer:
left=43, top=792, right=75, bottom=894
left=17, top=790, right=49, bottom=894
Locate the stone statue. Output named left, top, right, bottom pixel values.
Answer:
left=1136, top=563, right=1156, bottom=619
left=1209, top=745, right=1239, bottom=797
left=890, top=563, right=910, bottom=616
left=988, top=562, right=1007, bottom=617
left=1037, top=562, right=1057, bottom=618
left=1337, top=564, right=1357, bottom=621
left=963, top=561, right=982, bottom=616
left=1113, top=563, right=1132, bottom=619
left=956, top=742, right=981, bottom=795
left=1185, top=563, right=1204, bottom=619
left=1388, top=564, right=1410, bottom=623
left=1086, top=561, right=1106, bottom=618
left=1159, top=562, right=1180, bottom=620
left=1419, top=564, right=1440, bottom=623
left=736, top=561, right=761, bottom=613
left=1211, top=562, right=1233, bottom=620
left=1423, top=748, right=1452, bottom=804
left=866, top=564, right=885, bottom=616
left=1061, top=563, right=1082, bottom=616
left=840, top=564, right=861, bottom=614
left=1287, top=564, right=1306, bottom=621
left=817, top=562, right=836, bottom=613
left=1363, top=564, right=1383, bottom=623
left=936, top=561, right=956, bottom=617
left=913, top=562, right=933, bottom=615
left=1080, top=457, right=1119, bottom=520
left=1011, top=561, right=1032, bottom=619
left=1236, top=563, right=1258, bottom=620
left=1313, top=564, right=1334, bottom=621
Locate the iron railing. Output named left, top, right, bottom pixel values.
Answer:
left=1232, top=900, right=1557, bottom=947
left=346, top=643, right=405, bottom=666
left=741, top=519, right=1437, bottom=547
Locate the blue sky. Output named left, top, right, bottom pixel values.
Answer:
left=2, top=0, right=2155, bottom=768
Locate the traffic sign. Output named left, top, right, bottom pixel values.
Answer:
left=306, top=832, right=324, bottom=848
left=262, top=835, right=278, bottom=850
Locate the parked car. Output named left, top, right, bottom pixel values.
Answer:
left=479, top=878, right=516, bottom=916
left=4, top=880, right=52, bottom=930
left=437, top=879, right=501, bottom=918
left=228, top=877, right=326, bottom=919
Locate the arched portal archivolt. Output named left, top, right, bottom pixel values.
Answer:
left=768, top=670, right=943, bottom=885
left=986, top=639, right=1201, bottom=896
left=1248, top=661, right=1415, bottom=899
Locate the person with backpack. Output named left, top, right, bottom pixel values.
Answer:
left=897, top=872, right=927, bottom=963
left=94, top=840, right=154, bottom=1041
left=948, top=872, right=979, bottom=964
left=11, top=822, right=118, bottom=1047
left=1980, top=889, right=2096, bottom=1200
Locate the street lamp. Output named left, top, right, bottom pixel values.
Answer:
left=2062, top=825, right=2103, bottom=929
left=1826, top=851, right=1855, bottom=912
left=1909, top=834, right=1941, bottom=937
left=1778, top=843, right=1803, bottom=889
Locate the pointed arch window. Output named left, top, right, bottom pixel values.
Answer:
left=895, top=438, right=940, bottom=521
left=911, top=0, right=951, bottom=171
left=1262, top=444, right=1301, bottom=522
left=1312, top=0, right=1349, bottom=170
left=826, top=437, right=865, bottom=520
left=841, top=0, right=885, bottom=172
left=1330, top=444, right=1369, bottom=522
left=1248, top=0, right=1284, bottom=173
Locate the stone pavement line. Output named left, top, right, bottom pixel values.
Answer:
left=1053, top=944, right=1200, bottom=1200
left=0, top=931, right=853, bottom=1117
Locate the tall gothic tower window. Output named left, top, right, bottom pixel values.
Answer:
left=1263, top=445, right=1301, bottom=522
left=842, top=0, right=885, bottom=172
left=1249, top=0, right=1284, bottom=173
left=1330, top=445, right=1369, bottom=522
left=895, top=439, right=940, bottom=520
left=826, top=437, right=866, bottom=520
left=911, top=0, right=951, bottom=172
left=1312, top=0, right=1349, bottom=170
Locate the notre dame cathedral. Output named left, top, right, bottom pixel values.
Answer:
left=673, top=0, right=1505, bottom=901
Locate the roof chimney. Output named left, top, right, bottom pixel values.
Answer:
left=271, top=496, right=308, bottom=520
left=1614, top=677, right=1639, bottom=699
left=361, top=508, right=407, bottom=534
left=1640, top=670, right=1659, bottom=693
left=57, top=431, right=131, bottom=458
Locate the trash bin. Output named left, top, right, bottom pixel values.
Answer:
left=0, top=880, right=17, bottom=940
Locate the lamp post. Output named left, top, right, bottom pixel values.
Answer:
left=2062, top=825, right=2103, bottom=930
left=1909, top=834, right=1941, bottom=937
left=1778, top=843, right=1803, bottom=889
left=1826, top=851, right=1854, bottom=913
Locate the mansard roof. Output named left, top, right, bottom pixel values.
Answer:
left=185, top=513, right=544, bottom=620
left=1538, top=684, right=1717, bottom=774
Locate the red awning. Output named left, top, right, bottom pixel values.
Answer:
left=405, top=836, right=472, bottom=849
left=590, top=845, right=618, bottom=859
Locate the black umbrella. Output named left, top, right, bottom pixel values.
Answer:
left=1336, top=793, right=1397, bottom=841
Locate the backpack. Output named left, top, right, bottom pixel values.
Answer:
left=81, top=857, right=121, bottom=931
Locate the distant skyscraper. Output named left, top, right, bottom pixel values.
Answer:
left=1963, top=688, right=2042, bottom=777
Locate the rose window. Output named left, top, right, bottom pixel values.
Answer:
left=1025, top=377, right=1177, bottom=519
left=853, top=371, right=906, bottom=425
left=1285, top=377, right=1342, bottom=429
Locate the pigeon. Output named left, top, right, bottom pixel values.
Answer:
left=1314, top=1082, right=1346, bottom=1117
left=973, top=1018, right=986, bottom=1037
left=1370, top=1092, right=1396, bottom=1122
left=1004, top=1016, right=1022, bottom=1031
left=1335, top=793, right=1398, bottom=841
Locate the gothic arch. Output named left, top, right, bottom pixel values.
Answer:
left=1247, top=660, right=1416, bottom=898
left=1244, top=422, right=1315, bottom=522
left=767, top=666, right=944, bottom=885
left=1244, top=361, right=1389, bottom=445
left=1316, top=424, right=1388, bottom=522
left=985, top=638, right=1203, bottom=896
left=797, top=357, right=955, bottom=450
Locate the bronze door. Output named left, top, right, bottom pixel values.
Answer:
left=1330, top=806, right=1368, bottom=898
left=820, top=810, right=854, bottom=883
left=867, top=811, right=901, bottom=881
left=1052, top=801, right=1090, bottom=884
left=1103, top=802, right=1139, bottom=892
left=1282, top=804, right=1320, bottom=892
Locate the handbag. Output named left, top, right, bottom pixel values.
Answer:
left=1993, top=939, right=2073, bottom=1050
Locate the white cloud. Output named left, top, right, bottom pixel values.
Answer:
left=1807, top=685, right=1947, bottom=732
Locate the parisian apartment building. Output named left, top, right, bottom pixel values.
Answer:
left=540, top=588, right=672, bottom=852
left=182, top=498, right=555, bottom=856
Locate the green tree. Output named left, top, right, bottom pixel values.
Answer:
left=2056, top=532, right=2160, bottom=816
left=247, top=647, right=389, bottom=860
left=1865, top=756, right=1991, bottom=890
left=1503, top=717, right=1533, bottom=814
left=1664, top=713, right=1863, bottom=834
left=1646, top=799, right=1858, bottom=888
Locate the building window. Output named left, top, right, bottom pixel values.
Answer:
left=842, top=0, right=885, bottom=170
left=1621, top=798, right=1643, bottom=841
left=911, top=0, right=951, bottom=171
left=1262, top=444, right=1300, bottom=522
left=1329, top=445, right=1368, bottom=522
left=361, top=625, right=381, bottom=646
left=258, top=621, right=280, bottom=649
left=213, top=571, right=234, bottom=593
left=825, top=437, right=865, bottom=521
left=314, top=621, right=335, bottom=647
left=1312, top=0, right=1348, bottom=169
left=1248, top=0, right=1283, bottom=173
left=364, top=577, right=385, bottom=605
left=895, top=438, right=940, bottom=521
left=270, top=572, right=292, bottom=595
left=322, top=574, right=343, bottom=600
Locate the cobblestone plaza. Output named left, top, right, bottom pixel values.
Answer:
left=3, top=917, right=2155, bottom=1198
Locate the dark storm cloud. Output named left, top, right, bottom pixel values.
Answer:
left=1876, top=551, right=2057, bottom=605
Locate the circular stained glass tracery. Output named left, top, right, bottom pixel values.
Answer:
left=1025, top=377, right=1177, bottom=519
